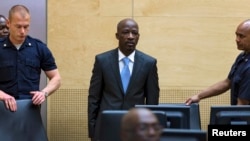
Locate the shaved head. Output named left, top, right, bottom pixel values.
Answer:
left=121, top=108, right=162, bottom=141
left=235, top=19, right=250, bottom=53
left=0, top=15, right=9, bottom=38
left=238, top=19, right=250, bottom=31
left=8, top=5, right=30, bottom=21
left=117, top=18, right=139, bottom=32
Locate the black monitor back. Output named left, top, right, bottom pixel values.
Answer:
left=0, top=99, right=48, bottom=141
left=135, top=103, right=201, bottom=129
left=210, top=105, right=250, bottom=125
left=99, top=110, right=167, bottom=141
left=160, top=129, right=207, bottom=141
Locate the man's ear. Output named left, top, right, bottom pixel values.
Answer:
left=7, top=19, right=10, bottom=28
left=115, top=33, right=119, bottom=40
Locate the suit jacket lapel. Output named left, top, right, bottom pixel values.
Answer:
left=126, top=51, right=144, bottom=93
left=109, top=48, right=124, bottom=94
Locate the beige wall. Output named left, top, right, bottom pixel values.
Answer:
left=47, top=0, right=250, bottom=140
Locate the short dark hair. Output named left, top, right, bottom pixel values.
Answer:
left=8, top=5, right=30, bottom=20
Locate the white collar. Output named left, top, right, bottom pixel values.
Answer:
left=118, top=49, right=135, bottom=63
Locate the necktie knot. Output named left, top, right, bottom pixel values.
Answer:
left=123, top=57, right=130, bottom=66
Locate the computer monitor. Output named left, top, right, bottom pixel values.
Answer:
left=209, top=105, right=250, bottom=125
left=135, top=103, right=200, bottom=129
left=160, top=128, right=207, bottom=141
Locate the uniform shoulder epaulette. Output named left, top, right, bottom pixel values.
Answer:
left=27, top=36, right=46, bottom=45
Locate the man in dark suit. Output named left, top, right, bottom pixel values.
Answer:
left=88, top=18, right=160, bottom=141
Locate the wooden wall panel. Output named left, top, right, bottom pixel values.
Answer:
left=48, top=0, right=250, bottom=88
left=134, top=17, right=239, bottom=87
left=134, top=0, right=250, bottom=17
left=47, top=0, right=249, bottom=140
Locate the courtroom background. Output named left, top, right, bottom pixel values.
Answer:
left=4, top=0, right=250, bottom=141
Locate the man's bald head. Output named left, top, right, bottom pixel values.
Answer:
left=0, top=15, right=9, bottom=38
left=121, top=108, right=162, bottom=141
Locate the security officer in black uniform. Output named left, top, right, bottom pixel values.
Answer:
left=0, top=5, right=61, bottom=111
left=0, top=4, right=61, bottom=141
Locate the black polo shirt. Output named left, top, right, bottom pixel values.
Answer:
left=0, top=36, right=57, bottom=99
left=228, top=52, right=250, bottom=105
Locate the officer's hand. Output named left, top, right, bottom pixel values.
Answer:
left=0, top=92, right=17, bottom=112
left=30, top=91, right=46, bottom=105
